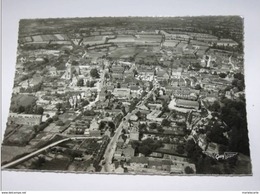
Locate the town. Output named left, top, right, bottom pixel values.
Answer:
left=1, top=16, right=251, bottom=175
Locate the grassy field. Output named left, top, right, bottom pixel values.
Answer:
left=108, top=47, right=144, bottom=59
left=3, top=125, right=36, bottom=146
left=39, top=157, right=71, bottom=171
left=1, top=145, right=33, bottom=164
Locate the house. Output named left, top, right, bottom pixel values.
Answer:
left=205, top=142, right=220, bottom=156
left=129, top=126, right=139, bottom=141
left=112, top=73, right=124, bottom=81
left=111, top=66, right=124, bottom=74
left=114, top=149, right=124, bottom=161
left=123, top=145, right=135, bottom=161
left=12, top=86, right=21, bottom=94
left=157, top=70, right=170, bottom=81
left=216, top=39, right=239, bottom=47
left=129, top=157, right=148, bottom=168
left=20, top=75, right=43, bottom=89
left=48, top=66, right=58, bottom=76
left=197, top=134, right=208, bottom=151
left=175, top=99, right=200, bottom=110
left=8, top=113, right=42, bottom=126
left=139, top=69, right=155, bottom=77
left=114, top=165, right=125, bottom=173
left=89, top=119, right=101, bottom=137
left=147, top=110, right=163, bottom=122
left=172, top=67, right=183, bottom=78
left=99, top=88, right=107, bottom=101
left=170, top=161, right=196, bottom=174
left=129, top=114, right=138, bottom=121
left=172, top=89, right=198, bottom=101
left=148, top=159, right=172, bottom=172
left=113, top=88, right=131, bottom=99
left=136, top=104, right=150, bottom=114
left=117, top=135, right=125, bottom=149
left=147, top=103, right=162, bottom=110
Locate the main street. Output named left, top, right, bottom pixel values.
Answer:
left=101, top=87, right=154, bottom=173
left=101, top=112, right=132, bottom=172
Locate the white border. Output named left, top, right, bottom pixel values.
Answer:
left=1, top=0, right=260, bottom=191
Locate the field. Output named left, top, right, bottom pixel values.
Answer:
left=163, top=40, right=179, bottom=47
left=108, top=35, right=135, bottom=43
left=82, top=36, right=106, bottom=45
left=32, top=34, right=69, bottom=42
left=1, top=145, right=33, bottom=164
left=39, top=156, right=71, bottom=171
left=108, top=47, right=144, bottom=59
left=3, top=125, right=36, bottom=146
left=43, top=123, right=61, bottom=133
left=68, top=158, right=93, bottom=172
left=136, top=34, right=162, bottom=42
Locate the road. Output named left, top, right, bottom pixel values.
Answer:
left=101, top=112, right=133, bottom=172
left=101, top=87, right=154, bottom=173
left=2, top=136, right=100, bottom=169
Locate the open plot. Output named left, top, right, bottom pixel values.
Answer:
left=3, top=125, right=36, bottom=146
left=39, top=156, right=71, bottom=171
left=1, top=145, right=33, bottom=164
left=108, top=47, right=140, bottom=59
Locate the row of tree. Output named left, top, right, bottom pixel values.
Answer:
left=11, top=104, right=44, bottom=115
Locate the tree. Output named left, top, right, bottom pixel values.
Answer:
left=157, top=125, right=164, bottom=133
left=24, top=105, right=34, bottom=114
left=72, top=61, right=79, bottom=66
left=46, top=118, right=53, bottom=124
left=77, top=78, right=84, bottom=87
left=82, top=99, right=89, bottom=106
left=56, top=120, right=64, bottom=126
left=149, top=122, right=157, bottom=129
left=195, top=84, right=202, bottom=90
left=56, top=103, right=62, bottom=111
left=219, top=73, right=227, bottom=78
left=33, top=125, right=39, bottom=132
left=176, top=145, right=185, bottom=155
left=104, top=72, right=110, bottom=79
left=185, top=139, right=202, bottom=163
left=184, top=166, right=194, bottom=174
left=138, top=138, right=163, bottom=156
left=52, top=115, right=59, bottom=121
left=234, top=72, right=244, bottom=80
left=108, top=122, right=115, bottom=130
left=209, top=101, right=221, bottom=112
left=161, top=119, right=171, bottom=127
left=138, top=123, right=147, bottom=131
left=36, top=106, right=44, bottom=115
left=90, top=68, right=100, bottom=78
left=18, top=105, right=25, bottom=113
left=133, top=69, right=138, bottom=77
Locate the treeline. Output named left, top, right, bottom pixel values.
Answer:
left=221, top=97, right=249, bottom=156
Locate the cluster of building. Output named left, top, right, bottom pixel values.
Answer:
left=3, top=17, right=244, bottom=174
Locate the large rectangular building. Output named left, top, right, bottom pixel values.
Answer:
left=175, top=99, right=199, bottom=110
left=113, top=88, right=131, bottom=99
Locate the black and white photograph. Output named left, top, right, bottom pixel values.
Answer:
left=1, top=16, right=251, bottom=175
left=2, top=0, right=260, bottom=192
